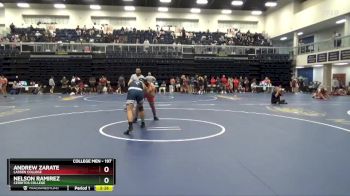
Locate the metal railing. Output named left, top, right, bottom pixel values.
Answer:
left=0, top=42, right=293, bottom=56
left=298, top=35, right=350, bottom=55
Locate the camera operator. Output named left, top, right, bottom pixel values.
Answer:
left=271, top=86, right=287, bottom=104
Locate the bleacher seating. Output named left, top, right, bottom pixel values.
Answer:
left=6, top=27, right=271, bottom=46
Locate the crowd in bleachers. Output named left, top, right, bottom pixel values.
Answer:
left=3, top=23, right=272, bottom=46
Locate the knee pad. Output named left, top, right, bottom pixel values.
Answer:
left=138, top=105, right=144, bottom=112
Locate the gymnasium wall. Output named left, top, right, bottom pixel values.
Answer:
left=313, top=25, right=344, bottom=42
left=298, top=65, right=350, bottom=85
left=1, top=4, right=264, bottom=33
left=265, top=0, right=350, bottom=38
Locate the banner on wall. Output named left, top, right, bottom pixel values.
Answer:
left=317, top=53, right=327, bottom=62
left=341, top=49, right=350, bottom=60
left=328, top=51, right=340, bottom=61
left=307, top=55, right=316, bottom=63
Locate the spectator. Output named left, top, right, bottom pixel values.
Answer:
left=159, top=81, right=167, bottom=94
left=10, top=23, right=15, bottom=34
left=251, top=78, right=257, bottom=93
left=210, top=76, right=216, bottom=93
left=89, top=76, right=97, bottom=93
left=169, top=77, right=175, bottom=94
left=233, top=77, right=239, bottom=93
left=145, top=72, right=156, bottom=84
left=221, top=75, right=228, bottom=94
left=244, top=77, right=250, bottom=92
left=117, top=75, right=126, bottom=94
left=61, top=76, right=69, bottom=94
left=271, top=86, right=287, bottom=104
left=313, top=87, right=329, bottom=100
left=49, top=76, right=55, bottom=94
left=0, top=75, right=8, bottom=97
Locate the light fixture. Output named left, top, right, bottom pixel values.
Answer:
left=265, top=1, right=277, bottom=7
left=336, top=19, right=346, bottom=24
left=123, top=0, right=134, bottom=1
left=160, top=0, right=171, bottom=2
left=196, top=0, right=208, bottom=4
left=190, top=8, right=201, bottom=13
left=124, top=6, right=135, bottom=11
left=221, top=9, right=232, bottom=14
left=313, top=64, right=323, bottom=67
left=158, top=7, right=169, bottom=12
left=251, top=10, right=262, bottom=15
left=17, top=3, right=30, bottom=8
left=296, top=66, right=304, bottom=69
left=297, top=32, right=304, bottom=36
left=334, top=62, right=348, bottom=65
left=90, top=5, right=101, bottom=10
left=231, top=0, right=243, bottom=6
left=0, top=3, right=4, bottom=7
left=280, top=37, right=287, bottom=41
left=54, top=4, right=66, bottom=9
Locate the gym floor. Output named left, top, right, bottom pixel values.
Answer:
left=1, top=93, right=350, bottom=196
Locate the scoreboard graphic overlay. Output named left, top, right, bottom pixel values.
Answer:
left=7, top=158, right=116, bottom=192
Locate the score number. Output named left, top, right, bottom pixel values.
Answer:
left=102, top=165, right=112, bottom=184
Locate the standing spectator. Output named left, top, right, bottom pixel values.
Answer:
left=221, top=75, right=228, bottom=94
left=183, top=76, right=189, bottom=93
left=60, top=76, right=69, bottom=94
left=89, top=76, right=97, bottom=93
left=333, top=32, right=341, bottom=48
left=49, top=76, right=55, bottom=94
left=290, top=77, right=299, bottom=93
left=233, top=77, right=239, bottom=93
left=189, top=76, right=195, bottom=94
left=99, top=75, right=107, bottom=87
left=198, top=76, right=204, bottom=95
left=228, top=77, right=233, bottom=93
left=117, top=75, right=126, bottom=94
left=210, top=76, right=216, bottom=93
left=145, top=72, right=156, bottom=84
left=0, top=75, right=8, bottom=97
left=239, top=76, right=244, bottom=93
left=203, top=75, right=208, bottom=94
left=169, top=77, right=175, bottom=93
left=216, top=76, right=222, bottom=93
left=10, top=23, right=15, bottom=34
left=332, top=78, right=340, bottom=92
left=244, top=77, right=250, bottom=92
left=175, top=76, right=181, bottom=92
left=71, top=76, right=77, bottom=88
left=251, top=78, right=257, bottom=93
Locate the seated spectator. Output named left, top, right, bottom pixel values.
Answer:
left=271, top=86, right=287, bottom=104
left=313, top=87, right=329, bottom=100
left=332, top=88, right=347, bottom=96
left=251, top=79, right=257, bottom=93
left=159, top=81, right=167, bottom=94
left=10, top=81, right=20, bottom=95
